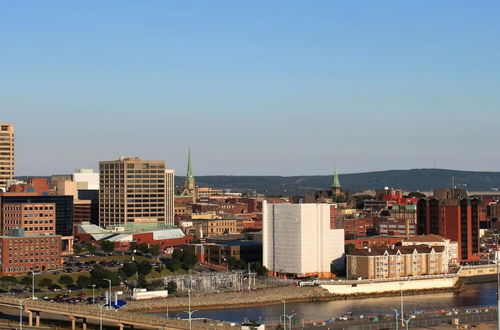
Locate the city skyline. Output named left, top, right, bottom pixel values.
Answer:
left=2, top=1, right=500, bottom=175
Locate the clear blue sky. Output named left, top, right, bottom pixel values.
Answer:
left=1, top=1, right=499, bottom=176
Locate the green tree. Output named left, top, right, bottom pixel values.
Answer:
left=168, top=259, right=182, bottom=272
left=19, top=276, right=32, bottom=286
left=129, top=242, right=138, bottom=252
left=137, top=274, right=148, bottom=288
left=120, top=263, right=138, bottom=278
left=138, top=243, right=149, bottom=254
left=73, top=244, right=84, bottom=254
left=85, top=242, right=97, bottom=254
left=90, top=266, right=119, bottom=287
left=166, top=280, right=177, bottom=294
left=252, top=261, right=267, bottom=276
left=149, top=244, right=160, bottom=256
left=344, top=243, right=356, bottom=256
left=58, top=275, right=74, bottom=287
left=100, top=240, right=115, bottom=253
left=76, top=275, right=92, bottom=289
left=181, top=250, right=198, bottom=270
left=172, top=248, right=183, bottom=261
left=0, top=276, right=17, bottom=285
left=39, top=278, right=53, bottom=288
left=137, top=260, right=153, bottom=276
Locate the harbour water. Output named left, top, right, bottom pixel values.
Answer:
left=154, top=282, right=498, bottom=324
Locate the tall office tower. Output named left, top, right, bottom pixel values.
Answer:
left=263, top=201, right=345, bottom=278
left=417, top=197, right=480, bottom=263
left=0, top=123, right=14, bottom=191
left=165, top=169, right=175, bottom=227
left=99, top=157, right=166, bottom=228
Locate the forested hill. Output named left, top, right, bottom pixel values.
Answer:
left=15, top=169, right=500, bottom=196
left=173, top=169, right=500, bottom=195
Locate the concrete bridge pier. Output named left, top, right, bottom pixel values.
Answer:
left=27, top=310, right=33, bottom=327
left=70, top=316, right=76, bottom=330
left=82, top=318, right=87, bottom=330
left=35, top=312, right=41, bottom=327
left=118, top=323, right=124, bottom=330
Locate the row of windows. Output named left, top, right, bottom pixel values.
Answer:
left=8, top=246, right=58, bottom=252
left=8, top=239, right=58, bottom=245
left=4, top=264, right=59, bottom=272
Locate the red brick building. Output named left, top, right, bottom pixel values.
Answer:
left=346, top=236, right=404, bottom=249
left=1, top=202, right=56, bottom=236
left=0, top=235, right=61, bottom=275
left=344, top=217, right=376, bottom=238
left=8, top=178, right=50, bottom=193
left=417, top=198, right=480, bottom=263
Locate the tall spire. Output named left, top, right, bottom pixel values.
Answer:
left=186, top=147, right=193, bottom=179
left=332, top=166, right=341, bottom=189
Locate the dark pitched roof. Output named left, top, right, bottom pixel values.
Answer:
left=349, top=244, right=444, bottom=257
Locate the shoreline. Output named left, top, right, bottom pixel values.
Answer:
left=122, top=280, right=468, bottom=314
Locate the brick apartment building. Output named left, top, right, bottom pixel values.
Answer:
left=1, top=202, right=55, bottom=236
left=347, top=245, right=446, bottom=279
left=0, top=234, right=61, bottom=275
left=417, top=197, right=480, bottom=263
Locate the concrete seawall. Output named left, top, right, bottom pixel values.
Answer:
left=321, top=277, right=458, bottom=295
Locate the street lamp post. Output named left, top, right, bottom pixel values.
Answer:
left=91, top=284, right=96, bottom=305
left=184, top=288, right=197, bottom=330
left=285, top=313, right=296, bottom=330
left=391, top=308, right=399, bottom=330
left=18, top=298, right=25, bottom=330
left=104, top=279, right=112, bottom=310
left=399, top=281, right=405, bottom=327
left=99, top=304, right=103, bottom=330
left=282, top=300, right=286, bottom=330
left=402, top=317, right=412, bottom=330
left=31, top=271, right=40, bottom=299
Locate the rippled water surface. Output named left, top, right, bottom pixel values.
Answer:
left=153, top=282, right=498, bottom=323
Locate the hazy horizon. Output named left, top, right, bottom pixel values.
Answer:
left=2, top=1, right=499, bottom=176
left=15, top=167, right=500, bottom=178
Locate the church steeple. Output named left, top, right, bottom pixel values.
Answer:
left=332, top=166, right=342, bottom=197
left=181, top=148, right=196, bottom=198
left=332, top=166, right=341, bottom=189
left=186, top=147, right=193, bottom=180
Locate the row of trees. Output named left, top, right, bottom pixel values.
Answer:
left=168, top=248, right=198, bottom=271
left=73, top=241, right=161, bottom=256
left=227, top=258, right=267, bottom=275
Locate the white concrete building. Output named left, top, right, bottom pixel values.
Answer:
left=73, top=168, right=99, bottom=190
left=263, top=201, right=344, bottom=278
